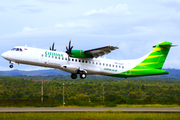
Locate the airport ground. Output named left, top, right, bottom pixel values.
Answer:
left=0, top=112, right=180, bottom=120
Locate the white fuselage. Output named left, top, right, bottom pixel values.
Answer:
left=2, top=46, right=147, bottom=76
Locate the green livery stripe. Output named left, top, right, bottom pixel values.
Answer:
left=108, top=65, right=169, bottom=78
left=139, top=62, right=157, bottom=66
left=146, top=55, right=164, bottom=59
left=108, top=41, right=172, bottom=78
left=139, top=41, right=172, bottom=69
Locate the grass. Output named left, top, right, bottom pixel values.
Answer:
left=117, top=104, right=180, bottom=108
left=0, top=112, right=180, bottom=120
left=1, top=103, right=180, bottom=108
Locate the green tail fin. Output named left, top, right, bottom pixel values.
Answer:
left=139, top=41, right=173, bottom=69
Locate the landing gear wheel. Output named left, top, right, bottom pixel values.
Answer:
left=9, top=65, right=13, bottom=68
left=71, top=74, right=77, bottom=79
left=80, top=73, right=86, bottom=79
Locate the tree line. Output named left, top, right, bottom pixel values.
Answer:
left=0, top=76, right=179, bottom=107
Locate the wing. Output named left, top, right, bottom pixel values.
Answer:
left=84, top=46, right=119, bottom=58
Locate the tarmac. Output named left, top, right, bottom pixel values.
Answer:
left=0, top=107, right=180, bottom=113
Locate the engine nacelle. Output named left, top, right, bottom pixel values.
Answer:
left=71, top=50, right=93, bottom=58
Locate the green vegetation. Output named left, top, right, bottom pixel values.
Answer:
left=0, top=76, right=180, bottom=107
left=0, top=113, right=180, bottom=120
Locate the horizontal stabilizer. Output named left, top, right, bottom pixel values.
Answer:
left=153, top=44, right=177, bottom=48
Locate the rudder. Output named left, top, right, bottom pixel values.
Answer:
left=139, top=41, right=173, bottom=69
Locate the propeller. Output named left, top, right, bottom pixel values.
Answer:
left=49, top=42, right=56, bottom=51
left=66, top=39, right=73, bottom=57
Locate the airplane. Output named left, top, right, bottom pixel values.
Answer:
left=1, top=40, right=176, bottom=79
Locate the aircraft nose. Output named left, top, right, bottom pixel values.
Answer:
left=2, top=52, right=8, bottom=59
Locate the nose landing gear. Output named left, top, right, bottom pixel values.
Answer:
left=9, top=65, right=13, bottom=68
left=9, top=61, right=15, bottom=68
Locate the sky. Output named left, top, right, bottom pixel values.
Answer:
left=0, top=0, right=180, bottom=71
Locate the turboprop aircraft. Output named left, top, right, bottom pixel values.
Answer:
left=1, top=40, right=176, bottom=79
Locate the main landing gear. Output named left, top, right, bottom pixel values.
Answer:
left=71, top=74, right=77, bottom=79
left=71, top=71, right=86, bottom=79
left=80, top=72, right=86, bottom=79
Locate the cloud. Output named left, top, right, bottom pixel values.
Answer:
left=83, top=4, right=130, bottom=16
left=37, top=0, right=71, bottom=4
left=132, top=26, right=156, bottom=35
left=24, top=8, right=42, bottom=14
left=23, top=27, right=38, bottom=32
left=54, top=24, right=64, bottom=28
left=0, top=6, right=8, bottom=12
left=55, top=20, right=91, bottom=28
left=159, top=0, right=180, bottom=3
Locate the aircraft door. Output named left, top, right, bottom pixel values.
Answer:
left=125, top=63, right=131, bottom=75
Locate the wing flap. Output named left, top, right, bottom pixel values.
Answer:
left=84, top=46, right=118, bottom=58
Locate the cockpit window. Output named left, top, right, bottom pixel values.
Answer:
left=11, top=48, right=23, bottom=51
left=11, top=48, right=16, bottom=51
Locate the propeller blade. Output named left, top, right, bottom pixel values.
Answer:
left=66, top=39, right=73, bottom=57
left=66, top=46, right=68, bottom=51
left=69, top=40, right=71, bottom=50
left=52, top=42, right=55, bottom=51
left=70, top=46, right=73, bottom=51
left=49, top=46, right=51, bottom=50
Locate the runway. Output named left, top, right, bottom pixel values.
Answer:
left=0, top=107, right=180, bottom=113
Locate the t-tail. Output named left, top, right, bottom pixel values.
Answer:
left=131, top=41, right=176, bottom=77
left=110, top=41, right=176, bottom=78
left=139, top=41, right=175, bottom=69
